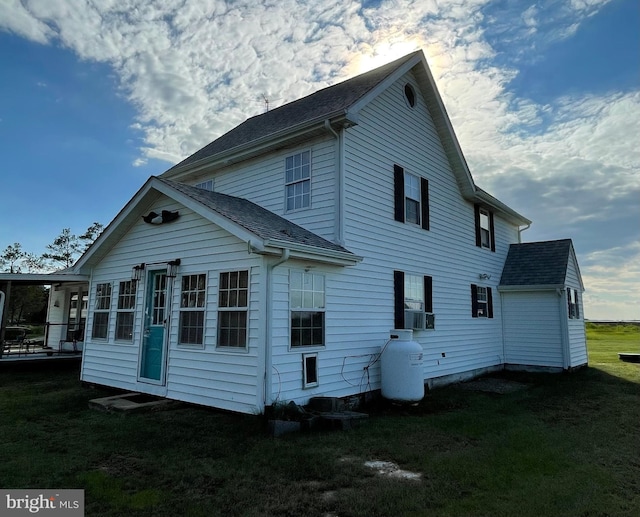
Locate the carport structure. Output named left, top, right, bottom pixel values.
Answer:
left=0, top=272, right=88, bottom=360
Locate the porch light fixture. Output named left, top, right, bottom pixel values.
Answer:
left=132, top=263, right=145, bottom=283
left=166, top=259, right=181, bottom=278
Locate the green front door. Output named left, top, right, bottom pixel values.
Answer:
left=139, top=270, right=168, bottom=382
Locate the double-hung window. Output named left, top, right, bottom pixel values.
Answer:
left=285, top=150, right=311, bottom=211
left=471, top=284, right=493, bottom=318
left=115, top=281, right=136, bottom=341
left=179, top=274, right=206, bottom=345
left=218, top=271, right=249, bottom=348
left=394, top=165, right=429, bottom=230
left=290, top=271, right=325, bottom=347
left=92, top=283, right=111, bottom=339
left=393, top=271, right=434, bottom=330
left=474, top=204, right=495, bottom=251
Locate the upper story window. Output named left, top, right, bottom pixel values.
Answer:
left=567, top=288, right=580, bottom=319
left=394, top=165, right=430, bottom=230
left=474, top=204, right=495, bottom=252
left=195, top=179, right=214, bottom=191
left=285, top=150, right=311, bottom=211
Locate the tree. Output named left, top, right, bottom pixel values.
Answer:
left=0, top=243, right=25, bottom=273
left=42, top=228, right=82, bottom=269
left=79, top=222, right=104, bottom=252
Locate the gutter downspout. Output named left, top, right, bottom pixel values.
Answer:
left=264, top=248, right=290, bottom=407
left=324, top=120, right=345, bottom=246
left=518, top=223, right=531, bottom=243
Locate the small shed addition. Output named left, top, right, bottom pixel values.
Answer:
left=499, top=239, right=587, bottom=370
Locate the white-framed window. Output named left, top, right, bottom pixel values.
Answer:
left=92, top=283, right=111, bottom=339
left=479, top=209, right=491, bottom=248
left=195, top=179, right=214, bottom=191
left=404, top=274, right=425, bottom=311
left=302, top=353, right=319, bottom=388
left=474, top=204, right=495, bottom=251
left=285, top=150, right=311, bottom=211
left=179, top=274, right=207, bottom=345
left=404, top=172, right=421, bottom=225
left=290, top=271, right=325, bottom=348
left=568, top=288, right=580, bottom=319
left=471, top=284, right=493, bottom=318
left=217, top=270, right=249, bottom=348
left=394, top=165, right=429, bottom=230
left=115, top=281, right=136, bottom=341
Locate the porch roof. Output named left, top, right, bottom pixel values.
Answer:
left=0, top=272, right=89, bottom=286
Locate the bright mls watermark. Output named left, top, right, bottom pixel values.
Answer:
left=0, top=490, right=84, bottom=516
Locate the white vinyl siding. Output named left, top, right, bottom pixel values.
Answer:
left=566, top=254, right=587, bottom=367
left=81, top=196, right=263, bottom=414
left=502, top=291, right=564, bottom=368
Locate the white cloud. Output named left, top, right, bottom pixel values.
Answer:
left=0, top=0, right=636, bottom=319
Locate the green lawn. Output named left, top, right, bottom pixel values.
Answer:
left=1, top=325, right=639, bottom=516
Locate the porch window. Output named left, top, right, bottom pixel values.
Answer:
left=471, top=284, right=493, bottom=318
left=217, top=271, right=248, bottom=348
left=115, top=281, right=136, bottom=341
left=92, top=283, right=111, bottom=339
left=290, top=271, right=325, bottom=348
left=285, top=150, right=311, bottom=211
left=179, top=274, right=206, bottom=345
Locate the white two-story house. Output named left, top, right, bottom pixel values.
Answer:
left=70, top=50, right=586, bottom=414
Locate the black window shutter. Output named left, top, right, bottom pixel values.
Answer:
left=487, top=288, right=494, bottom=319
left=471, top=284, right=478, bottom=317
left=576, top=291, right=580, bottom=319
left=424, top=275, right=433, bottom=313
left=394, top=165, right=405, bottom=223
left=567, top=289, right=572, bottom=318
left=489, top=211, right=496, bottom=252
left=420, top=178, right=430, bottom=231
left=394, top=271, right=405, bottom=329
left=474, top=204, right=481, bottom=247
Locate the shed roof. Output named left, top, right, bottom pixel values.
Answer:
left=499, top=239, right=575, bottom=287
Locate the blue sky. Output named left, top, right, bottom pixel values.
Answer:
left=0, top=0, right=638, bottom=320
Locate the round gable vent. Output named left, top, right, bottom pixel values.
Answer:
left=404, top=84, right=416, bottom=108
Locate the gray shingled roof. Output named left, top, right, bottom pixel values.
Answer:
left=160, top=178, right=353, bottom=255
left=167, top=51, right=420, bottom=171
left=500, top=239, right=573, bottom=286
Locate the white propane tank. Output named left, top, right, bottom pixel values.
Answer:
left=381, top=329, right=425, bottom=402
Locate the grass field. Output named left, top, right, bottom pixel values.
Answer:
left=1, top=324, right=638, bottom=516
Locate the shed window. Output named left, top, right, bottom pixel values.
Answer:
left=568, top=288, right=580, bottom=319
